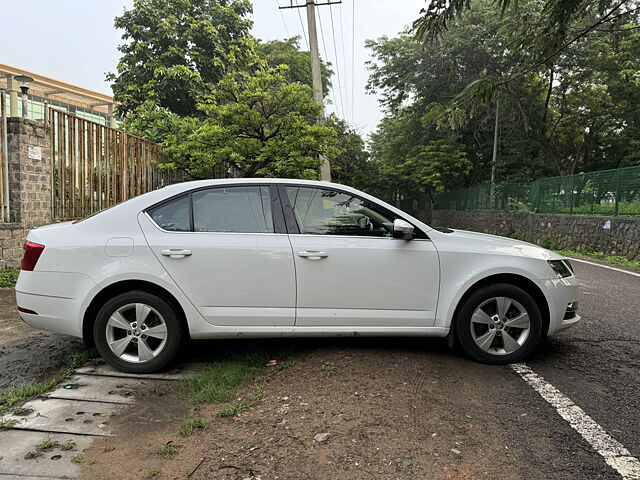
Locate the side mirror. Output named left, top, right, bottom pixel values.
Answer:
left=393, top=219, right=414, bottom=240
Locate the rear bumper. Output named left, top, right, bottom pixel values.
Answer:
left=15, top=271, right=97, bottom=338
left=538, top=275, right=581, bottom=336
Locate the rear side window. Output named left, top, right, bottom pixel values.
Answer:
left=148, top=194, right=190, bottom=232
left=193, top=186, right=273, bottom=233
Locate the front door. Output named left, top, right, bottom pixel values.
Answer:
left=282, top=185, right=439, bottom=327
left=139, top=185, right=296, bottom=327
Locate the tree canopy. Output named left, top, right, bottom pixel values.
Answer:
left=109, top=0, right=256, bottom=117
left=366, top=0, right=640, bottom=203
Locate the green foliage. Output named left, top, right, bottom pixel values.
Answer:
left=161, top=67, right=339, bottom=179
left=325, top=116, right=373, bottom=191
left=367, top=0, right=640, bottom=197
left=538, top=234, right=553, bottom=250
left=256, top=37, right=333, bottom=96
left=0, top=267, right=20, bottom=288
left=109, top=0, right=256, bottom=117
left=178, top=417, right=207, bottom=436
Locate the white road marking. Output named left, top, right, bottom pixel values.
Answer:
left=569, top=257, right=640, bottom=278
left=511, top=363, right=640, bottom=480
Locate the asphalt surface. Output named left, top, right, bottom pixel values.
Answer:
left=0, top=260, right=638, bottom=479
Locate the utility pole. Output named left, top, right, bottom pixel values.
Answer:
left=279, top=0, right=342, bottom=181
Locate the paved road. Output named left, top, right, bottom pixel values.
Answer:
left=526, top=259, right=640, bottom=461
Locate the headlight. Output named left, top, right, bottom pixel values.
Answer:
left=548, top=260, right=573, bottom=278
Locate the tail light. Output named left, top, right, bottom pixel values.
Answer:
left=21, top=241, right=45, bottom=271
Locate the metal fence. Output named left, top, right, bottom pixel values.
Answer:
left=435, top=166, right=640, bottom=216
left=435, top=182, right=532, bottom=212
left=50, top=109, right=181, bottom=220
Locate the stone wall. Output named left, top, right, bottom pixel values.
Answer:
left=429, top=210, right=640, bottom=259
left=0, top=118, right=52, bottom=268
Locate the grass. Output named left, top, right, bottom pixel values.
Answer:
left=146, top=468, right=161, bottom=478
left=155, top=443, right=181, bottom=458
left=321, top=364, right=337, bottom=377
left=60, top=440, right=76, bottom=451
left=24, top=451, right=41, bottom=460
left=38, top=438, right=59, bottom=450
left=179, top=417, right=207, bottom=436
left=0, top=349, right=95, bottom=415
left=0, top=267, right=19, bottom=288
left=0, top=419, right=17, bottom=429
left=218, top=386, right=264, bottom=418
left=71, top=454, right=83, bottom=464
left=180, top=351, right=267, bottom=405
left=555, top=249, right=640, bottom=271
left=103, top=446, right=115, bottom=453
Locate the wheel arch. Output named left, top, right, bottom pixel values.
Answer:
left=450, top=273, right=550, bottom=342
left=82, top=279, right=190, bottom=346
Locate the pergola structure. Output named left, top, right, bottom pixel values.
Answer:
left=0, top=63, right=116, bottom=127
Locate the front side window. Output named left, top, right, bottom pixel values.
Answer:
left=192, top=186, right=273, bottom=233
left=285, top=186, right=395, bottom=237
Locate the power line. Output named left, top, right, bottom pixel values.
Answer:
left=317, top=8, right=341, bottom=119
left=297, top=6, right=309, bottom=50
left=328, top=4, right=346, bottom=121
left=351, top=0, right=355, bottom=124
left=276, top=0, right=290, bottom=37
left=337, top=2, right=349, bottom=123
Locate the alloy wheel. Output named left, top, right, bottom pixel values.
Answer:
left=469, top=296, right=531, bottom=355
left=105, top=303, right=168, bottom=363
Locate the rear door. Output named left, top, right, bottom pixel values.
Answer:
left=281, top=185, right=440, bottom=327
left=139, top=184, right=296, bottom=327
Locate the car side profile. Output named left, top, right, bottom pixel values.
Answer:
left=16, top=179, right=580, bottom=373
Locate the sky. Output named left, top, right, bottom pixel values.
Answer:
left=0, top=0, right=426, bottom=135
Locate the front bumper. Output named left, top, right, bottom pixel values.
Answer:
left=537, top=275, right=581, bottom=336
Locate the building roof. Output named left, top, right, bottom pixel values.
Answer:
left=0, top=63, right=113, bottom=114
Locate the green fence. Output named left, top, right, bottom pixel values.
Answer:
left=435, top=166, right=640, bottom=216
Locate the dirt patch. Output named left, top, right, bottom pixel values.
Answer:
left=0, top=288, right=85, bottom=390
left=80, top=338, right=612, bottom=480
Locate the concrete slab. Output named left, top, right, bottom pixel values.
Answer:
left=2, top=398, right=125, bottom=437
left=75, top=361, right=203, bottom=381
left=0, top=429, right=92, bottom=479
left=44, top=374, right=150, bottom=404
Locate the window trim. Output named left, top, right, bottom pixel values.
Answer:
left=144, top=184, right=285, bottom=234
left=277, top=184, right=429, bottom=240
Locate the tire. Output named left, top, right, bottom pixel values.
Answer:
left=94, top=290, right=183, bottom=374
left=455, top=283, right=542, bottom=365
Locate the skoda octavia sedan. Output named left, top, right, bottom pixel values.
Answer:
left=16, top=179, right=580, bottom=373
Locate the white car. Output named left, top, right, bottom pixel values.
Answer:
left=16, top=179, right=580, bottom=373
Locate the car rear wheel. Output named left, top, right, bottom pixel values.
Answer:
left=455, top=283, right=543, bottom=365
left=94, top=291, right=183, bottom=373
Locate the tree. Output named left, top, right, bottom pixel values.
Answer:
left=256, top=37, right=333, bottom=97
left=367, top=0, right=640, bottom=188
left=109, top=0, right=256, bottom=117
left=160, top=67, right=339, bottom=179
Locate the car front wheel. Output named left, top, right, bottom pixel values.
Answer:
left=455, top=283, right=543, bottom=365
left=94, top=291, right=183, bottom=373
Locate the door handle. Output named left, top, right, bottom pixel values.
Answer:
left=161, top=249, right=192, bottom=258
left=297, top=250, right=328, bottom=259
